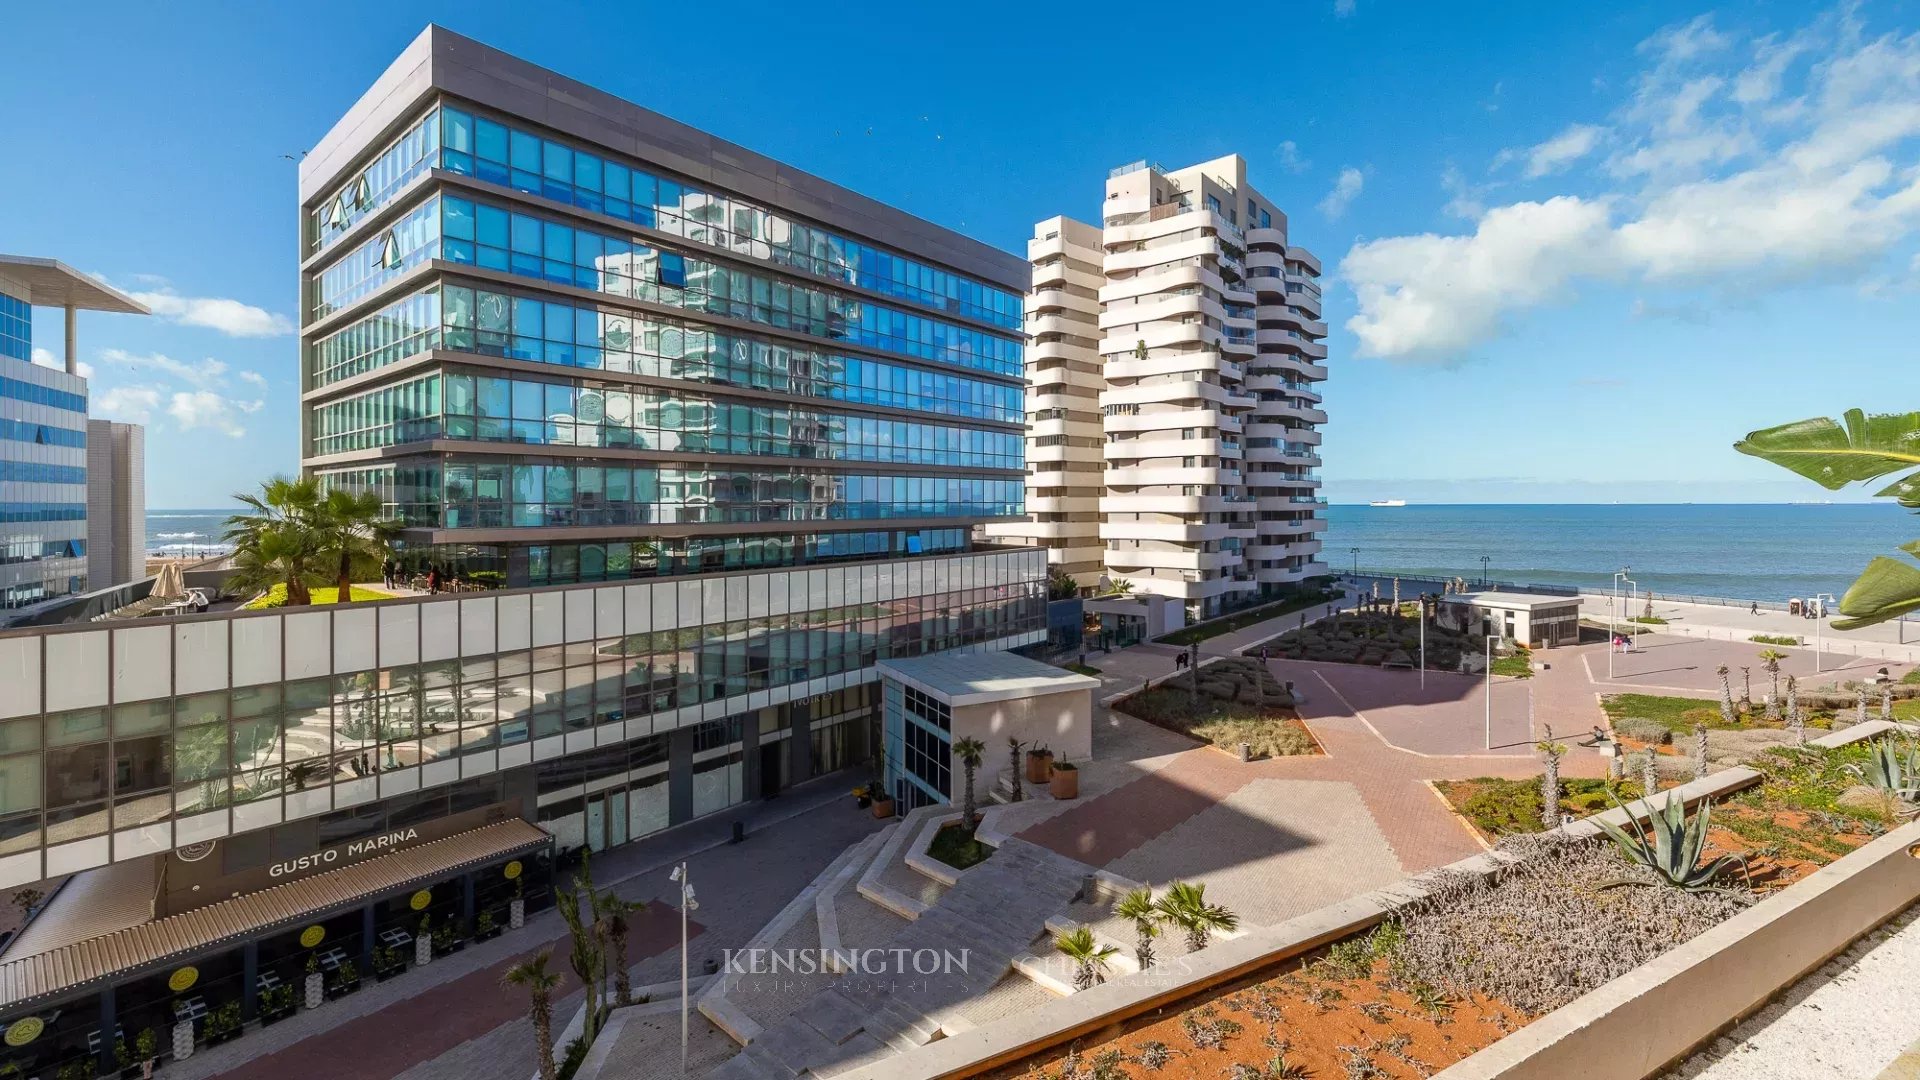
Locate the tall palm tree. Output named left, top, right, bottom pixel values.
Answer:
left=1154, top=880, right=1239, bottom=952
left=1759, top=650, right=1786, bottom=720
left=951, top=737, right=985, bottom=828
left=313, top=487, right=403, bottom=601
left=1052, top=925, right=1118, bottom=991
left=1739, top=666, right=1753, bottom=710
left=595, top=890, right=648, bottom=1006
left=1113, top=887, right=1162, bottom=972
left=225, top=477, right=326, bottom=606
left=502, top=949, right=563, bottom=1080
left=1716, top=665, right=1735, bottom=725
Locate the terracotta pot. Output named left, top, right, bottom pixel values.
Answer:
left=871, top=797, right=896, bottom=820
left=1049, top=768, right=1079, bottom=799
left=1025, top=752, right=1053, bottom=783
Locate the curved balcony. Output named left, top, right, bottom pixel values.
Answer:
left=1104, top=548, right=1241, bottom=573
left=1284, top=247, right=1323, bottom=275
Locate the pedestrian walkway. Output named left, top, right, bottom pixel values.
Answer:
left=1619, top=596, right=1920, bottom=664
left=704, top=839, right=1090, bottom=1080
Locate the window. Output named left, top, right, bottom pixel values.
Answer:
left=658, top=252, right=686, bottom=289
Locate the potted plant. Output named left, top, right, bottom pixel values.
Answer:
left=113, top=1034, right=135, bottom=1079
left=415, top=915, right=434, bottom=967
left=1026, top=743, right=1054, bottom=783
left=433, top=923, right=460, bottom=955
left=327, top=960, right=360, bottom=999
left=204, top=1001, right=241, bottom=1045
left=55, top=1060, right=89, bottom=1080
left=303, top=954, right=324, bottom=1010
left=474, top=908, right=500, bottom=942
left=372, top=945, right=405, bottom=981
left=134, top=1026, right=159, bottom=1078
left=259, top=983, right=295, bottom=1024
left=852, top=784, right=873, bottom=810
left=1049, top=758, right=1079, bottom=799
left=869, top=779, right=895, bottom=820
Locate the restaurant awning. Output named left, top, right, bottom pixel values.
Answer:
left=0, top=818, right=549, bottom=1009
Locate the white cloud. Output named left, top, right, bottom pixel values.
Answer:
left=167, top=391, right=263, bottom=438
left=125, top=287, right=292, bottom=338
left=236, top=370, right=269, bottom=390
left=98, top=348, right=229, bottom=389
left=1514, top=124, right=1607, bottom=178
left=1341, top=6, right=1920, bottom=361
left=1277, top=140, right=1308, bottom=173
left=1319, top=166, right=1365, bottom=218
left=1440, top=166, right=1489, bottom=219
left=94, top=386, right=162, bottom=424
left=1333, top=0, right=1356, bottom=17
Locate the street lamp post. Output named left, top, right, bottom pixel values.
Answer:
left=1485, top=634, right=1495, bottom=749
left=1419, top=597, right=1426, bottom=690
left=1480, top=555, right=1491, bottom=587
left=1609, top=567, right=1634, bottom=681
left=670, top=863, right=699, bottom=1074
left=1813, top=592, right=1837, bottom=674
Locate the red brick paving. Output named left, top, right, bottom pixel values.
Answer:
left=1020, top=656, right=1612, bottom=881
left=210, top=902, right=699, bottom=1080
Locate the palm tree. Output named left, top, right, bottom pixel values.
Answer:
left=225, top=477, right=326, bottom=606
left=502, top=950, right=563, bottom=1080
left=595, top=890, right=647, bottom=1006
left=1736, top=409, right=1920, bottom=628
left=1113, top=887, right=1162, bottom=971
left=312, top=487, right=402, bottom=601
left=1005, top=738, right=1024, bottom=803
left=952, top=737, right=985, bottom=829
left=1154, top=880, right=1239, bottom=952
left=1716, top=665, right=1735, bottom=725
left=1739, top=666, right=1753, bottom=710
left=1052, top=925, right=1118, bottom=991
left=1759, top=650, right=1786, bottom=720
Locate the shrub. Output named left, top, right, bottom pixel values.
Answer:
left=1611, top=715, right=1674, bottom=744
left=1751, top=633, right=1800, bottom=646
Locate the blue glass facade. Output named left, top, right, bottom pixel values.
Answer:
left=0, top=286, right=88, bottom=610
left=301, top=93, right=1027, bottom=591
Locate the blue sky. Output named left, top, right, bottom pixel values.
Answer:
left=2, top=0, right=1916, bottom=507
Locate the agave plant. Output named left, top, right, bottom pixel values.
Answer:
left=1849, top=735, right=1920, bottom=801
left=1594, top=791, right=1749, bottom=898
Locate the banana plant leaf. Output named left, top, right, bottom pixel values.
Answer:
left=1836, top=541, right=1920, bottom=629
left=1733, top=409, right=1920, bottom=507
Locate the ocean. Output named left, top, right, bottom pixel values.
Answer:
left=145, top=503, right=1915, bottom=604
left=146, top=509, right=241, bottom=557
left=1324, top=503, right=1914, bottom=604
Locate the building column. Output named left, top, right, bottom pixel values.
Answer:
left=361, top=904, right=376, bottom=970
left=462, top=872, right=477, bottom=933
left=667, top=727, right=694, bottom=826
left=64, top=304, right=77, bottom=376
left=96, top=984, right=117, bottom=1074
left=242, top=941, right=259, bottom=1022
left=739, top=713, right=762, bottom=800
left=787, top=700, right=813, bottom=784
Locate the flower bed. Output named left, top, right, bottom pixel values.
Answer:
left=1115, top=661, right=1320, bottom=759
left=990, top=727, right=1914, bottom=1080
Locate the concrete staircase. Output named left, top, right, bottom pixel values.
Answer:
left=704, top=839, right=1091, bottom=1079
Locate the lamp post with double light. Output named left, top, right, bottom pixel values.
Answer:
left=671, top=863, right=699, bottom=1074
left=1610, top=567, right=1634, bottom=680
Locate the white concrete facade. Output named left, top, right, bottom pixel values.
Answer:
left=998, top=157, right=1328, bottom=620
left=84, top=420, right=144, bottom=591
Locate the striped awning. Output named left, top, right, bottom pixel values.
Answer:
left=0, top=818, right=548, bottom=1009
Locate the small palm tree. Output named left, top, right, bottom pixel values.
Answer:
left=1154, top=880, right=1239, bottom=952
left=503, top=950, right=563, bottom=1080
left=1113, top=888, right=1162, bottom=971
left=952, top=737, right=986, bottom=828
left=1759, top=650, right=1786, bottom=720
left=1716, top=665, right=1735, bottom=725
left=595, top=890, right=648, bottom=1006
left=1005, top=738, right=1024, bottom=803
left=1053, top=925, right=1118, bottom=991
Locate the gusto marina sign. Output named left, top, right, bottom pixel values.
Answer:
left=269, top=827, right=423, bottom=879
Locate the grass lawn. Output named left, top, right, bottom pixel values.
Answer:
left=244, top=584, right=395, bottom=610
left=1156, top=588, right=1334, bottom=646
left=1065, top=663, right=1102, bottom=676
left=1628, top=615, right=1668, bottom=625
left=1436, top=776, right=1653, bottom=838
left=1491, top=646, right=1533, bottom=678
left=927, top=823, right=993, bottom=871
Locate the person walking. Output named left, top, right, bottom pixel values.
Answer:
left=381, top=558, right=395, bottom=590
left=427, top=566, right=441, bottom=594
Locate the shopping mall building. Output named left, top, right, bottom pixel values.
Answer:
left=0, top=26, right=1041, bottom=1074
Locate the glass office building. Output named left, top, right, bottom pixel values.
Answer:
left=0, top=258, right=147, bottom=616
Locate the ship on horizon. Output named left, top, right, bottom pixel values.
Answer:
left=1368, top=499, right=1408, bottom=507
